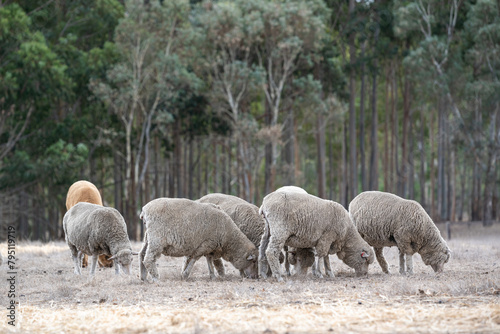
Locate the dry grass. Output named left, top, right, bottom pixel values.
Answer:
left=1, top=223, right=499, bottom=333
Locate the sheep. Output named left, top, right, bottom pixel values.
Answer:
left=63, top=202, right=137, bottom=276
left=349, top=191, right=451, bottom=275
left=197, top=193, right=266, bottom=277
left=65, top=180, right=113, bottom=268
left=259, top=191, right=374, bottom=281
left=259, top=186, right=321, bottom=278
left=139, top=198, right=259, bottom=282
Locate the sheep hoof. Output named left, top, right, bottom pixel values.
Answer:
left=273, top=275, right=284, bottom=282
left=326, top=271, right=335, bottom=278
left=313, top=272, right=324, bottom=279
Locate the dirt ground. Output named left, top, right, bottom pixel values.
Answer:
left=1, top=222, right=499, bottom=333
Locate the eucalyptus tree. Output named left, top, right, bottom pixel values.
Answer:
left=193, top=0, right=264, bottom=201
left=90, top=0, right=193, bottom=239
left=247, top=0, right=330, bottom=193
left=463, top=0, right=500, bottom=224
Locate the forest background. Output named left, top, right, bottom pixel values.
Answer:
left=0, top=0, right=499, bottom=241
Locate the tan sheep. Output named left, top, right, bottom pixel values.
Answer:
left=65, top=180, right=113, bottom=268
left=349, top=191, right=451, bottom=274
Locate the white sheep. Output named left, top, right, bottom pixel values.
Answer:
left=259, top=186, right=324, bottom=278
left=259, top=191, right=374, bottom=281
left=65, top=180, right=113, bottom=268
left=349, top=191, right=451, bottom=274
left=63, top=202, right=137, bottom=276
left=139, top=198, right=259, bottom=282
left=197, top=193, right=266, bottom=278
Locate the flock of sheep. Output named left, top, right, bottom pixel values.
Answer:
left=61, top=181, right=451, bottom=282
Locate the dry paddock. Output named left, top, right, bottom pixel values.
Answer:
left=1, top=222, right=499, bottom=333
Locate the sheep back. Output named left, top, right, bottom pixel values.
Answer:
left=274, top=186, right=308, bottom=194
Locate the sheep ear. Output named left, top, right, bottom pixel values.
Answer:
left=247, top=254, right=255, bottom=261
left=361, top=251, right=370, bottom=259
left=108, top=255, right=116, bottom=260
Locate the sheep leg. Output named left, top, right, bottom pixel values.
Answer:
left=405, top=254, right=414, bottom=275
left=114, top=261, right=121, bottom=275
left=69, top=244, right=81, bottom=275
left=90, top=254, right=98, bottom=276
left=213, top=258, right=225, bottom=277
left=143, top=241, right=162, bottom=282
left=324, top=255, right=334, bottom=277
left=139, top=234, right=149, bottom=281
left=313, top=238, right=332, bottom=279
left=182, top=256, right=201, bottom=280
left=182, top=257, right=190, bottom=273
left=258, top=217, right=271, bottom=278
left=284, top=246, right=291, bottom=276
left=265, top=235, right=286, bottom=282
left=398, top=250, right=406, bottom=275
left=312, top=257, right=324, bottom=278
left=374, top=247, right=390, bottom=274
left=205, top=255, right=217, bottom=279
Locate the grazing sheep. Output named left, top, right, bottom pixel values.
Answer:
left=259, top=191, right=374, bottom=281
left=349, top=191, right=451, bottom=275
left=65, top=180, right=113, bottom=268
left=139, top=198, right=259, bottom=282
left=259, top=186, right=320, bottom=278
left=197, top=193, right=266, bottom=278
left=63, top=202, right=137, bottom=276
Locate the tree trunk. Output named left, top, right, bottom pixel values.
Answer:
left=384, top=66, right=390, bottom=192
left=369, top=55, right=379, bottom=191
left=154, top=136, right=160, bottom=199
left=402, top=66, right=411, bottom=198
left=197, top=138, right=203, bottom=199
left=457, top=153, right=466, bottom=221
left=430, top=110, right=437, bottom=220
left=419, top=109, right=426, bottom=209
left=188, top=138, right=194, bottom=199
left=360, top=40, right=367, bottom=192
left=264, top=101, right=273, bottom=195
left=408, top=112, right=415, bottom=199
left=437, top=97, right=446, bottom=222
left=342, top=119, right=349, bottom=208
left=483, top=108, right=499, bottom=226
left=317, top=111, right=326, bottom=198
left=328, top=126, right=335, bottom=200
left=348, top=0, right=357, bottom=201
left=450, top=145, right=456, bottom=222
left=214, top=138, right=219, bottom=193
left=391, top=62, right=399, bottom=195
left=284, top=106, right=295, bottom=186
left=174, top=119, right=183, bottom=198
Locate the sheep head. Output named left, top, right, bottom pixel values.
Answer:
left=109, top=249, right=136, bottom=275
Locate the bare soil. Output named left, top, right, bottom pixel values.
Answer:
left=1, top=222, right=499, bottom=333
